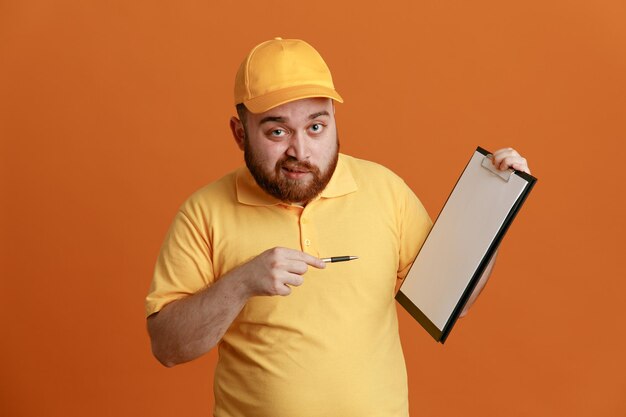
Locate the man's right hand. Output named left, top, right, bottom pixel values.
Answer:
left=237, top=247, right=327, bottom=297
left=147, top=247, right=325, bottom=366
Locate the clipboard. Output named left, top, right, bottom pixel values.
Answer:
left=396, top=147, right=537, bottom=343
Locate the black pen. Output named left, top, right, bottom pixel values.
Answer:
left=321, top=256, right=359, bottom=263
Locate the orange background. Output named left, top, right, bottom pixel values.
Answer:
left=1, top=1, right=625, bottom=416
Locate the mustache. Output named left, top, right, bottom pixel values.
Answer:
left=278, top=158, right=317, bottom=173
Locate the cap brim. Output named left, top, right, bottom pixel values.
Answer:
left=243, top=85, right=343, bottom=114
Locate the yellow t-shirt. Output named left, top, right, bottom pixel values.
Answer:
left=146, top=154, right=432, bottom=417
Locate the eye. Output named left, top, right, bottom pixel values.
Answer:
left=269, top=129, right=286, bottom=137
left=309, top=123, right=324, bottom=133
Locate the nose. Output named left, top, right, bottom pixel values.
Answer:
left=286, top=132, right=309, bottom=161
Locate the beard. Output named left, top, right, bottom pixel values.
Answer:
left=244, top=139, right=339, bottom=204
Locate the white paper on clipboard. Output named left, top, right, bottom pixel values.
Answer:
left=396, top=147, right=536, bottom=343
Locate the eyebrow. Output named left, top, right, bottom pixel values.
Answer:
left=259, top=116, right=286, bottom=124
left=309, top=111, right=330, bottom=119
left=259, top=111, right=330, bottom=125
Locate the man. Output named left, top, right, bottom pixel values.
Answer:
left=146, top=38, right=530, bottom=417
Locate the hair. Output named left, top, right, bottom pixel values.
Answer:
left=236, top=103, right=248, bottom=128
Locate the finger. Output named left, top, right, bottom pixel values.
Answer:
left=274, top=273, right=304, bottom=297
left=510, top=158, right=531, bottom=174
left=289, top=251, right=326, bottom=269
left=492, top=147, right=516, bottom=158
left=283, top=273, right=305, bottom=287
left=275, top=283, right=292, bottom=296
left=491, top=148, right=531, bottom=174
left=498, top=156, right=530, bottom=174
left=491, top=148, right=518, bottom=168
left=283, top=259, right=309, bottom=275
left=264, top=269, right=297, bottom=296
left=267, top=247, right=326, bottom=269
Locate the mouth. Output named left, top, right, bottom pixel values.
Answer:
left=281, top=164, right=312, bottom=179
left=283, top=166, right=310, bottom=174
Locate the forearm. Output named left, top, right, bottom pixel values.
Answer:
left=147, top=269, right=251, bottom=367
left=147, top=247, right=325, bottom=367
left=460, top=252, right=497, bottom=317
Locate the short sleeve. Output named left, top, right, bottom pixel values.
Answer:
left=145, top=209, right=214, bottom=317
left=397, top=186, right=433, bottom=281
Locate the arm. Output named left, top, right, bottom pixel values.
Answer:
left=147, top=247, right=326, bottom=367
left=460, top=252, right=496, bottom=317
left=459, top=147, right=531, bottom=317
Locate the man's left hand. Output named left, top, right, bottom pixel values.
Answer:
left=492, top=148, right=531, bottom=175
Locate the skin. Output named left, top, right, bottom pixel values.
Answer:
left=147, top=247, right=326, bottom=367
left=146, top=97, right=531, bottom=366
left=147, top=98, right=338, bottom=367
left=231, top=97, right=339, bottom=204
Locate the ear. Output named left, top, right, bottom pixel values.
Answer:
left=229, top=116, right=246, bottom=151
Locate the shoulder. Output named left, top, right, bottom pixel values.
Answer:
left=340, top=154, right=430, bottom=222
left=178, top=168, right=240, bottom=221
left=340, top=154, right=412, bottom=193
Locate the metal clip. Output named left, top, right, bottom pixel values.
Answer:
left=481, top=154, right=512, bottom=182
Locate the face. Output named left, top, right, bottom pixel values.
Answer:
left=231, top=97, right=339, bottom=204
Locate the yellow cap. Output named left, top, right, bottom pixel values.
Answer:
left=234, top=38, right=344, bottom=113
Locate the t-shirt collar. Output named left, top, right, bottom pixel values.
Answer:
left=236, top=153, right=358, bottom=207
